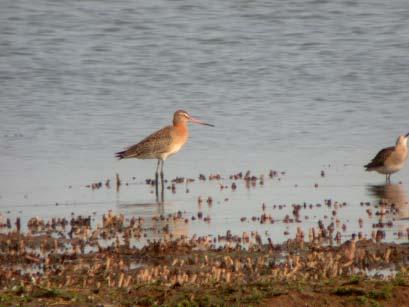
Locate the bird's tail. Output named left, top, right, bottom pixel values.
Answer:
left=115, top=150, right=126, bottom=160
left=364, top=163, right=373, bottom=171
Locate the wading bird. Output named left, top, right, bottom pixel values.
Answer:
left=365, top=133, right=409, bottom=182
left=116, top=110, right=214, bottom=201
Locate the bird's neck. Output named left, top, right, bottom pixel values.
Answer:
left=396, top=142, right=408, bottom=152
left=173, top=123, right=189, bottom=135
left=396, top=143, right=408, bottom=161
left=173, top=118, right=187, bottom=126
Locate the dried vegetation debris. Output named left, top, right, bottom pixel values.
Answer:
left=0, top=211, right=408, bottom=305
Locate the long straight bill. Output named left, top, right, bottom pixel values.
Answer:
left=189, top=116, right=214, bottom=127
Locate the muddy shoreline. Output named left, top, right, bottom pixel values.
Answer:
left=0, top=210, right=408, bottom=306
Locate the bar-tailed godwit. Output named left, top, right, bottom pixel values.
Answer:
left=116, top=110, right=213, bottom=200
left=365, top=133, right=409, bottom=182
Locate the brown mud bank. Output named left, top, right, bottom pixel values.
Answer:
left=0, top=212, right=408, bottom=306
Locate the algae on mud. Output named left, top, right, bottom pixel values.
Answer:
left=0, top=211, right=408, bottom=305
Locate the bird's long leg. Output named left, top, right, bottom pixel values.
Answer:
left=160, top=160, right=165, bottom=202
left=155, top=159, right=160, bottom=201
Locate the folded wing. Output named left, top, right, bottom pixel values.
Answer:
left=364, top=147, right=394, bottom=170
left=116, top=126, right=173, bottom=160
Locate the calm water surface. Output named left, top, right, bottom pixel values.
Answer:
left=1, top=0, right=408, bottom=243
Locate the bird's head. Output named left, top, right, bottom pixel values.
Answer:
left=173, top=110, right=214, bottom=127
left=396, top=134, right=408, bottom=147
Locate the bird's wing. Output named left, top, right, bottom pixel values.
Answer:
left=365, top=146, right=394, bottom=169
left=118, top=126, right=174, bottom=159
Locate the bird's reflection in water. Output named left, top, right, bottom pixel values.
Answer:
left=367, top=184, right=409, bottom=219
left=116, top=201, right=189, bottom=241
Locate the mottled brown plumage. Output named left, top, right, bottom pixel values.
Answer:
left=364, top=147, right=394, bottom=170
left=116, top=126, right=174, bottom=160
left=365, top=134, right=409, bottom=182
left=115, top=110, right=213, bottom=201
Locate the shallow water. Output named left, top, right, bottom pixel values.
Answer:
left=1, top=0, right=408, bottom=244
